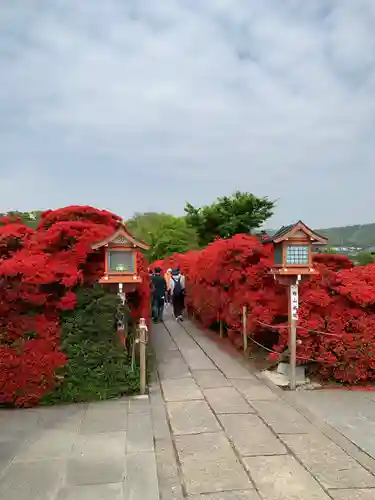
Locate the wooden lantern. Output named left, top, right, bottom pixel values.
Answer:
left=91, top=224, right=149, bottom=351
left=91, top=224, right=149, bottom=286
left=262, top=220, right=327, bottom=279
left=262, top=221, right=327, bottom=390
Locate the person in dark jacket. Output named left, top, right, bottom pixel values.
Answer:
left=151, top=267, right=167, bottom=323
left=169, top=268, right=185, bottom=321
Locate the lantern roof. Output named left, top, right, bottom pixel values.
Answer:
left=262, top=220, right=328, bottom=245
left=91, top=224, right=150, bottom=251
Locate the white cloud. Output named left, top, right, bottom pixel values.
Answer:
left=0, top=0, right=375, bottom=227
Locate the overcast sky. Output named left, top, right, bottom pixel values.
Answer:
left=1, top=0, right=374, bottom=228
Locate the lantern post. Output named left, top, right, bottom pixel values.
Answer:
left=288, top=276, right=300, bottom=390
left=91, top=224, right=150, bottom=345
left=262, top=221, right=327, bottom=390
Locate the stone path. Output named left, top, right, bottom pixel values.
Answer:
left=2, top=315, right=375, bottom=499
left=294, top=389, right=375, bottom=460
left=0, top=396, right=159, bottom=500
left=152, top=315, right=375, bottom=499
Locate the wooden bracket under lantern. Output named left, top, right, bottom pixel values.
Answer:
left=262, top=220, right=328, bottom=281
left=91, top=224, right=149, bottom=285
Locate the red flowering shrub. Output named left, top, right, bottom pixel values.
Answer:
left=0, top=206, right=150, bottom=407
left=153, top=237, right=375, bottom=384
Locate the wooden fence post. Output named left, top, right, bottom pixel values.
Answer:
left=242, top=305, right=248, bottom=352
left=139, top=318, right=147, bottom=395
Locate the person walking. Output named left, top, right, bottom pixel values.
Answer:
left=169, top=268, right=185, bottom=321
left=151, top=267, right=167, bottom=323
left=164, top=268, right=172, bottom=304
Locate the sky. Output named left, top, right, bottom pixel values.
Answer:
left=1, top=0, right=375, bottom=229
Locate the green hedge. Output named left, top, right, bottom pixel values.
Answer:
left=42, top=286, right=139, bottom=404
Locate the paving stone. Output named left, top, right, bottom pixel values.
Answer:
left=127, top=411, right=154, bottom=452
left=281, top=433, right=375, bottom=489
left=294, top=390, right=375, bottom=461
left=182, top=459, right=253, bottom=496
left=203, top=387, right=253, bottom=414
left=214, top=361, right=255, bottom=380
left=36, top=405, right=86, bottom=431
left=162, top=377, right=203, bottom=402
left=193, top=369, right=232, bottom=389
left=244, top=455, right=330, bottom=500
left=128, top=395, right=151, bottom=414
left=150, top=400, right=171, bottom=440
left=188, top=491, right=261, bottom=500
left=0, top=437, right=23, bottom=469
left=14, top=429, right=76, bottom=461
left=87, top=398, right=128, bottom=410
left=218, top=413, right=287, bottom=456
left=329, top=490, right=375, bottom=500
left=166, top=322, right=196, bottom=347
left=72, top=432, right=126, bottom=458
left=0, top=409, right=40, bottom=438
left=56, top=483, right=123, bottom=500
left=182, top=348, right=217, bottom=370
left=230, top=378, right=279, bottom=401
left=66, top=457, right=125, bottom=486
left=149, top=381, right=164, bottom=402
left=158, top=358, right=192, bottom=379
left=79, top=405, right=127, bottom=434
left=175, top=431, right=231, bottom=461
left=167, top=400, right=221, bottom=435
left=175, top=432, right=252, bottom=495
left=0, top=458, right=64, bottom=500
left=250, top=400, right=313, bottom=433
left=125, top=452, right=160, bottom=500
left=155, top=438, right=184, bottom=500
left=155, top=347, right=181, bottom=363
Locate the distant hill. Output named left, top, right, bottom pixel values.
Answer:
left=316, top=223, right=375, bottom=249
left=265, top=222, right=375, bottom=249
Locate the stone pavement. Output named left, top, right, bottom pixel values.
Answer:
left=0, top=396, right=159, bottom=500
left=294, top=389, right=375, bottom=460
left=152, top=315, right=375, bottom=500
left=2, top=316, right=375, bottom=499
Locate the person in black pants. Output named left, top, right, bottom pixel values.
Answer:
left=151, top=267, right=167, bottom=323
left=169, top=268, right=185, bottom=321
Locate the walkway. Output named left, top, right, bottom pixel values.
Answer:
left=294, top=389, right=375, bottom=461
left=152, top=315, right=375, bottom=499
left=0, top=396, right=159, bottom=500
left=1, top=315, right=375, bottom=499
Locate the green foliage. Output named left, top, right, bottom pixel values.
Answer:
left=126, top=212, right=172, bottom=243
left=126, top=212, right=198, bottom=260
left=356, top=252, right=375, bottom=266
left=185, top=191, right=275, bottom=247
left=42, top=286, right=139, bottom=404
left=316, top=248, right=337, bottom=254
left=0, top=210, right=42, bottom=229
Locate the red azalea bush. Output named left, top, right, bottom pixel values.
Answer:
left=153, top=236, right=375, bottom=384
left=0, top=206, right=150, bottom=407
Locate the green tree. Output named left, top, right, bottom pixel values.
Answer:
left=147, top=218, right=199, bottom=261
left=126, top=212, right=174, bottom=243
left=356, top=252, right=375, bottom=266
left=126, top=212, right=198, bottom=261
left=0, top=210, right=42, bottom=228
left=184, top=191, right=275, bottom=247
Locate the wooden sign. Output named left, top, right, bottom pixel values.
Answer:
left=290, top=284, right=299, bottom=321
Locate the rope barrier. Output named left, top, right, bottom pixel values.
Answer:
left=255, top=319, right=343, bottom=338
left=246, top=332, right=338, bottom=365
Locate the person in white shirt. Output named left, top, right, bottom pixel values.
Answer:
left=169, top=268, right=185, bottom=320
